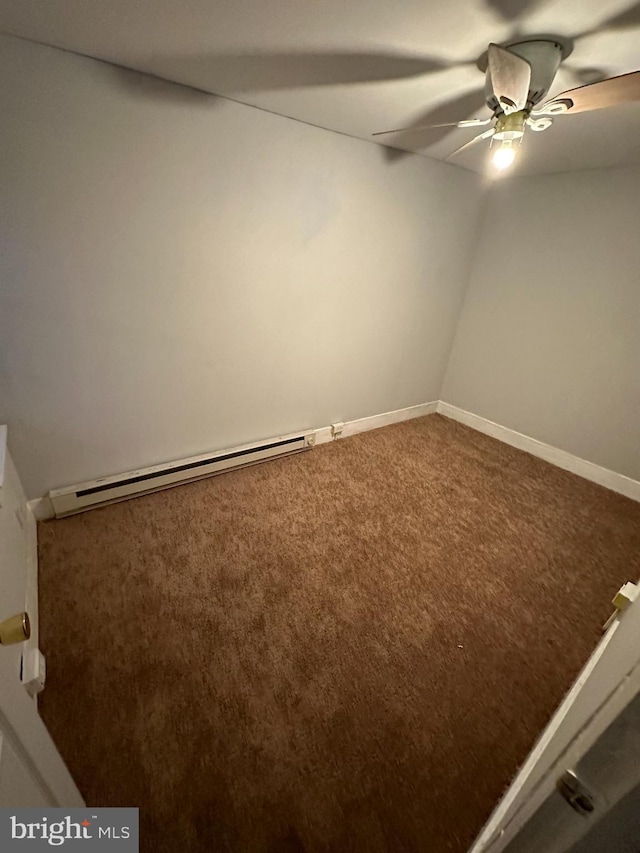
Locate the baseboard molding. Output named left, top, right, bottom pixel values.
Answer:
left=28, top=398, right=638, bottom=514
left=437, top=402, right=640, bottom=503
left=314, top=401, right=439, bottom=446
left=32, top=403, right=439, bottom=518
left=28, top=496, right=55, bottom=522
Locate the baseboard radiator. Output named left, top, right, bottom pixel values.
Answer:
left=49, top=430, right=316, bottom=518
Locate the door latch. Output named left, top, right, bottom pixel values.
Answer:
left=557, top=770, right=596, bottom=817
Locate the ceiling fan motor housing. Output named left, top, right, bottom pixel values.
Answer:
left=485, top=39, right=564, bottom=111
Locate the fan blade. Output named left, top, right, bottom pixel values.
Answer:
left=445, top=128, right=495, bottom=160
left=487, top=44, right=531, bottom=113
left=152, top=51, right=450, bottom=92
left=372, top=117, right=490, bottom=137
left=457, top=118, right=494, bottom=127
left=534, top=70, right=640, bottom=115
left=372, top=88, right=489, bottom=141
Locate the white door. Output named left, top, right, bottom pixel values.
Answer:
left=0, top=657, right=83, bottom=807
left=501, top=683, right=640, bottom=853
left=0, top=429, right=83, bottom=807
left=470, top=579, right=640, bottom=853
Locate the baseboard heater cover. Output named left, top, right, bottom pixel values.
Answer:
left=49, top=430, right=315, bottom=518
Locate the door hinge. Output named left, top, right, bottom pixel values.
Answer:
left=603, top=582, right=639, bottom=632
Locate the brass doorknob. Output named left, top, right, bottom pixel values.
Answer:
left=0, top=612, right=31, bottom=645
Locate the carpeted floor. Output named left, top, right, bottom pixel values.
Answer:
left=38, top=414, right=640, bottom=853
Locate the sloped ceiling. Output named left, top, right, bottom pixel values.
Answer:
left=1, top=0, right=639, bottom=174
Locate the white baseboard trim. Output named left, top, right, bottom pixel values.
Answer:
left=314, top=401, right=439, bottom=446
left=32, top=404, right=439, bottom=518
left=437, top=401, right=640, bottom=503
left=28, top=399, right=638, bottom=514
left=27, top=496, right=55, bottom=522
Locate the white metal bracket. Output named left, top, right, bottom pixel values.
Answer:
left=526, top=116, right=553, bottom=132
left=603, top=582, right=639, bottom=632
left=22, top=647, right=46, bottom=697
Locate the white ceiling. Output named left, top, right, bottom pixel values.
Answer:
left=1, top=0, right=639, bottom=175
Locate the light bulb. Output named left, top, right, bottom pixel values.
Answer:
left=492, top=140, right=516, bottom=170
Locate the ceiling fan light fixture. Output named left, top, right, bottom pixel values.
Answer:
left=493, top=110, right=526, bottom=142
left=492, top=140, right=516, bottom=170
left=371, top=37, right=640, bottom=168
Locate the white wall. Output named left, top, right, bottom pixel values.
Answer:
left=443, top=165, right=640, bottom=481
left=0, top=34, right=483, bottom=499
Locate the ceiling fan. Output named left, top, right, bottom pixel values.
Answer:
left=372, top=39, right=640, bottom=169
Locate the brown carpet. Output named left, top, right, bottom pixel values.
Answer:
left=38, top=414, right=640, bottom=853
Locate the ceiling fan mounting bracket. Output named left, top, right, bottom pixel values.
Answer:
left=503, top=35, right=573, bottom=62
left=477, top=35, right=573, bottom=73
left=533, top=100, right=571, bottom=116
